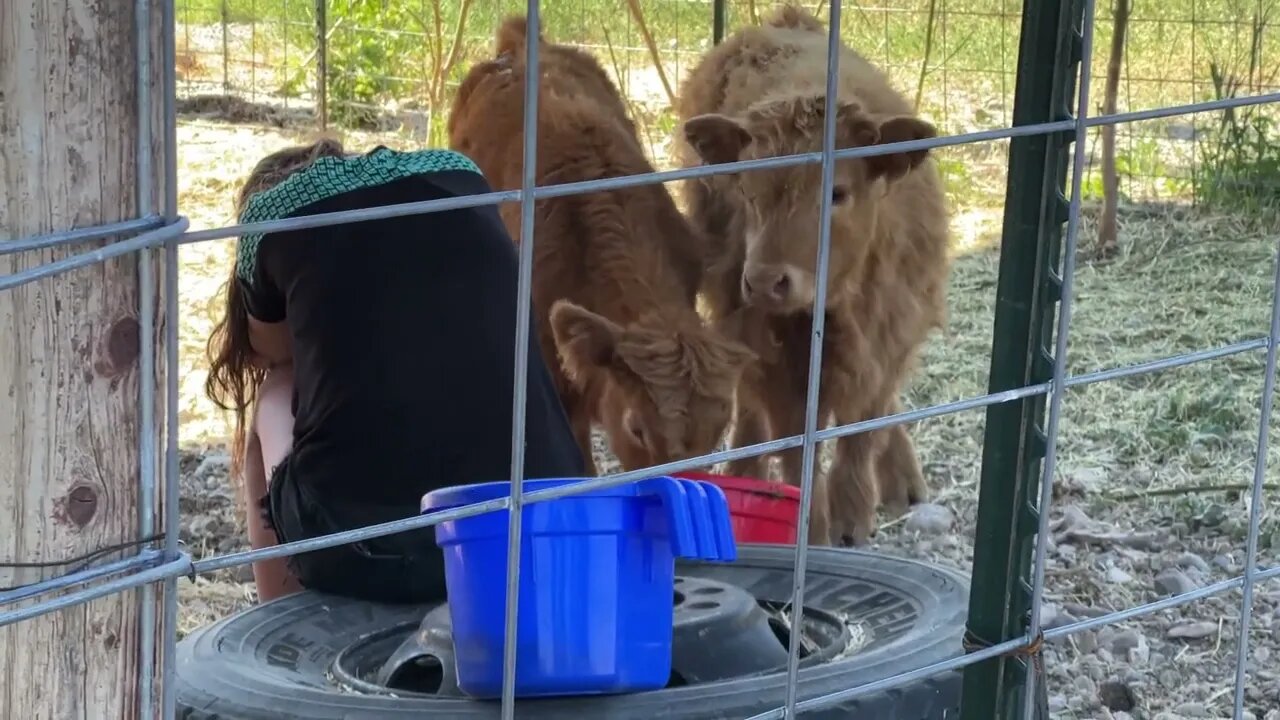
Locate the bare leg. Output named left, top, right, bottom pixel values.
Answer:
left=877, top=422, right=928, bottom=516
left=244, top=365, right=302, bottom=602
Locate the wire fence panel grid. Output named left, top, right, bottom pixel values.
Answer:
left=3, top=0, right=1280, bottom=719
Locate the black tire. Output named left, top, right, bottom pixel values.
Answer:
left=176, top=545, right=967, bottom=719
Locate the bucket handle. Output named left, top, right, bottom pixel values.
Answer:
left=698, top=481, right=739, bottom=563
left=677, top=479, right=719, bottom=561
left=639, top=477, right=698, bottom=559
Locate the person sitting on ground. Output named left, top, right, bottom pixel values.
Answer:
left=205, top=139, right=586, bottom=604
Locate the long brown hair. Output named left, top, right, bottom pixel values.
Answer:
left=205, top=137, right=347, bottom=479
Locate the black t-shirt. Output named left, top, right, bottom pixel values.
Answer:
left=239, top=168, right=586, bottom=516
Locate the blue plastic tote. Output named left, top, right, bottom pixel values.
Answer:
left=420, top=476, right=736, bottom=699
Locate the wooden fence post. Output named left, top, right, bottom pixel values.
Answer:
left=0, top=0, right=167, bottom=717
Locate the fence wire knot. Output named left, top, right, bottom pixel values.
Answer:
left=962, top=627, right=1050, bottom=715
left=961, top=626, right=1045, bottom=661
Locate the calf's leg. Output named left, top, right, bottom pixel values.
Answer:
left=826, top=415, right=888, bottom=547
left=876, top=419, right=929, bottom=516
left=767, top=397, right=832, bottom=547
left=725, top=402, right=771, bottom=479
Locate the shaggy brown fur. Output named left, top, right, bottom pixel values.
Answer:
left=449, top=16, right=755, bottom=475
left=675, top=6, right=950, bottom=546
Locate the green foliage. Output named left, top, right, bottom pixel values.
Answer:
left=326, top=1, right=423, bottom=128
left=1197, top=109, right=1280, bottom=213
left=1081, top=136, right=1189, bottom=203
left=173, top=0, right=1280, bottom=217
left=177, top=0, right=263, bottom=25
left=935, top=157, right=974, bottom=203
left=1195, top=11, right=1280, bottom=213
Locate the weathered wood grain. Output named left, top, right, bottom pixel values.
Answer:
left=1, top=0, right=168, bottom=717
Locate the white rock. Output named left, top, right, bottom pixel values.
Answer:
left=1127, top=634, right=1150, bottom=665
left=1166, top=620, right=1219, bottom=640
left=1154, top=568, right=1200, bottom=596
left=1109, top=629, right=1142, bottom=655
left=193, top=453, right=231, bottom=481
left=1074, top=629, right=1099, bottom=653
left=1176, top=552, right=1211, bottom=573
left=1073, top=674, right=1097, bottom=696
left=1173, top=702, right=1208, bottom=717
left=1040, top=603, right=1060, bottom=629
left=904, top=503, right=954, bottom=535
left=1106, top=566, right=1134, bottom=584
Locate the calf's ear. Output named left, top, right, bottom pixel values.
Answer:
left=865, top=116, right=938, bottom=184
left=683, top=114, right=753, bottom=166
left=836, top=102, right=881, bottom=148
left=549, top=300, right=622, bottom=387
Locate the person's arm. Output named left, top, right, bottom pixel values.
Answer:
left=248, top=317, right=292, bottom=366
left=239, top=239, right=293, bottom=366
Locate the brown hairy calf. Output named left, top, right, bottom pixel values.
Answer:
left=675, top=6, right=950, bottom=546
left=449, top=16, right=755, bottom=475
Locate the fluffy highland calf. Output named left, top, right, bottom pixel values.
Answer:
left=675, top=6, right=950, bottom=546
left=449, top=16, right=755, bottom=475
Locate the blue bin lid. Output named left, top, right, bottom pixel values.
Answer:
left=421, top=477, right=651, bottom=514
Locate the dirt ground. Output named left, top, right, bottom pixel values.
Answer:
left=170, top=100, right=1280, bottom=718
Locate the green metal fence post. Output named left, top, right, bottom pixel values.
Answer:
left=712, top=0, right=727, bottom=44
left=959, top=0, right=1086, bottom=716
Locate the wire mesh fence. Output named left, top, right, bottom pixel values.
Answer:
left=3, top=0, right=1280, bottom=718
left=172, top=0, right=1280, bottom=218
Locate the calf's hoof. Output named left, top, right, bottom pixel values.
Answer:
left=836, top=516, right=877, bottom=548
left=906, top=479, right=929, bottom=507
left=806, top=521, right=833, bottom=547
left=838, top=532, right=873, bottom=548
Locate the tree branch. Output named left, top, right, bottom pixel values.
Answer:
left=624, top=0, right=677, bottom=108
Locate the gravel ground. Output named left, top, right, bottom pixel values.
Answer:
left=170, top=105, right=1280, bottom=716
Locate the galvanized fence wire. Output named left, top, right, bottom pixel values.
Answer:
left=1022, top=0, right=1098, bottom=711
left=498, top=1, right=546, bottom=712
left=170, top=0, right=1276, bottom=209
left=2, top=1, right=1280, bottom=719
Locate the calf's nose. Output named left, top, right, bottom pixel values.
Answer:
left=742, top=266, right=794, bottom=306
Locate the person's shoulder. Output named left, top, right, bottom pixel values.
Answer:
left=365, top=146, right=483, bottom=177
left=236, top=152, right=351, bottom=226
left=237, top=147, right=483, bottom=224
left=233, top=145, right=489, bottom=276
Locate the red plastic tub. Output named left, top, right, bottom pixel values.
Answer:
left=672, top=471, right=800, bottom=545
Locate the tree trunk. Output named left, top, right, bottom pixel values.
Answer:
left=0, top=0, right=167, bottom=717
left=1097, top=0, right=1131, bottom=259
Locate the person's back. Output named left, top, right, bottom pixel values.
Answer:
left=210, top=143, right=586, bottom=604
